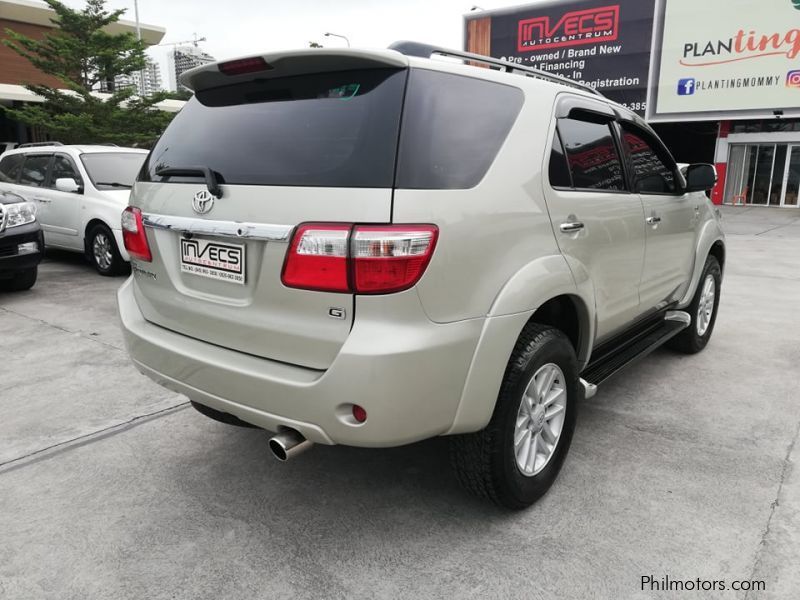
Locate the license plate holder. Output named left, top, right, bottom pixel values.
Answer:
left=179, top=237, right=245, bottom=285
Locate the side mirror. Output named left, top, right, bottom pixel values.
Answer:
left=684, top=164, right=717, bottom=193
left=54, top=177, right=82, bottom=194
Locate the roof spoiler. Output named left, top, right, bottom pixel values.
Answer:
left=180, top=48, right=410, bottom=92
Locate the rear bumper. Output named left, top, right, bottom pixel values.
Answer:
left=117, top=277, right=484, bottom=447
left=0, top=225, right=44, bottom=276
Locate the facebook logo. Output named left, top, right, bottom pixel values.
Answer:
left=677, top=78, right=696, bottom=96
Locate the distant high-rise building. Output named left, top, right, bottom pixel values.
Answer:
left=168, top=46, right=215, bottom=92
left=114, top=58, right=163, bottom=97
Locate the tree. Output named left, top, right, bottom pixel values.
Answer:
left=308, top=41, right=324, bottom=48
left=2, top=0, right=176, bottom=147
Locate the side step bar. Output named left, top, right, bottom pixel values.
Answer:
left=581, top=310, right=690, bottom=387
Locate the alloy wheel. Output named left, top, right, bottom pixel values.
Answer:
left=696, top=274, right=716, bottom=336
left=93, top=232, right=113, bottom=271
left=514, top=363, right=568, bottom=477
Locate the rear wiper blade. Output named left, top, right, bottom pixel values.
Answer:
left=155, top=166, right=223, bottom=198
left=96, top=181, right=132, bottom=188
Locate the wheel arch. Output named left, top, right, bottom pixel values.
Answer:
left=526, top=294, right=592, bottom=366
left=83, top=218, right=112, bottom=252
left=679, top=217, right=726, bottom=308
left=447, top=256, right=595, bottom=436
left=709, top=239, right=726, bottom=272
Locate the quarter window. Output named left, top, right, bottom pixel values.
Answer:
left=396, top=70, right=524, bottom=189
left=621, top=123, right=678, bottom=194
left=557, top=118, right=626, bottom=192
left=18, top=155, right=52, bottom=188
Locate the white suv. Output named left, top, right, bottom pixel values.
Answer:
left=118, top=43, right=724, bottom=508
left=0, top=143, right=148, bottom=275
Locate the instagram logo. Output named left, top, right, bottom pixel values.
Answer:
left=787, top=70, right=800, bottom=88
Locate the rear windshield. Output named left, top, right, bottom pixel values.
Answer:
left=139, top=66, right=523, bottom=190
left=140, top=69, right=407, bottom=188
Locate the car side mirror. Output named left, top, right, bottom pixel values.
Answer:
left=55, top=177, right=82, bottom=194
left=684, top=164, right=717, bottom=193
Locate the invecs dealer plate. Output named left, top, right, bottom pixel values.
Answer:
left=179, top=238, right=245, bottom=285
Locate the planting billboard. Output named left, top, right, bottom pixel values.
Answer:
left=649, top=0, right=800, bottom=121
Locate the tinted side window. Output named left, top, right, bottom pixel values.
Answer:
left=50, top=155, right=82, bottom=187
left=0, top=154, right=24, bottom=183
left=396, top=70, right=524, bottom=189
left=621, top=124, right=678, bottom=194
left=549, top=131, right=571, bottom=188
left=19, top=155, right=52, bottom=188
left=558, top=118, right=626, bottom=191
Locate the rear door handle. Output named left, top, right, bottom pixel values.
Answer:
left=560, top=221, right=585, bottom=233
left=646, top=216, right=662, bottom=225
left=34, top=197, right=51, bottom=203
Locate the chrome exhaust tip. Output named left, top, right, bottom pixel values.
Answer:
left=268, top=428, right=313, bottom=461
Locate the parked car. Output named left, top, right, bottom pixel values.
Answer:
left=0, top=143, right=148, bottom=275
left=0, top=190, right=43, bottom=291
left=117, top=43, right=725, bottom=508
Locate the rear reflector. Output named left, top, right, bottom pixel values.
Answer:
left=218, top=56, right=272, bottom=76
left=281, top=223, right=438, bottom=294
left=121, top=206, right=152, bottom=262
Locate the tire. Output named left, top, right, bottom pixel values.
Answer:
left=190, top=401, right=260, bottom=429
left=87, top=223, right=126, bottom=276
left=450, top=324, right=579, bottom=509
left=3, top=267, right=37, bottom=291
left=667, top=255, right=721, bottom=354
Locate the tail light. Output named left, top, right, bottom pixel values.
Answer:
left=121, top=206, right=152, bottom=262
left=282, top=224, right=438, bottom=294
left=281, top=224, right=351, bottom=292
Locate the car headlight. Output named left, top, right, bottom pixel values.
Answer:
left=3, top=202, right=37, bottom=228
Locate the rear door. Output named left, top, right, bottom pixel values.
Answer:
left=619, top=121, right=697, bottom=309
left=131, top=66, right=407, bottom=370
left=542, top=97, right=646, bottom=342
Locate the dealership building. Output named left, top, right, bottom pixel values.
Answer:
left=0, top=0, right=180, bottom=146
left=466, top=0, right=800, bottom=207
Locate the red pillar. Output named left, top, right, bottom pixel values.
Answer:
left=711, top=121, right=730, bottom=205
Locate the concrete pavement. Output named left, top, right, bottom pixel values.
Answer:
left=1, top=207, right=798, bottom=599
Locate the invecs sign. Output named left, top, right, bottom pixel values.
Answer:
left=517, top=5, right=621, bottom=52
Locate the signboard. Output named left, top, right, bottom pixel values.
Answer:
left=466, top=0, right=657, bottom=116
left=649, top=0, right=800, bottom=121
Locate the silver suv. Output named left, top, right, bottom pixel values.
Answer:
left=118, top=43, right=725, bottom=508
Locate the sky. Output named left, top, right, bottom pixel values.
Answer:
left=60, top=0, right=536, bottom=90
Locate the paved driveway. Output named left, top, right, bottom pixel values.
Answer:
left=1, top=206, right=798, bottom=599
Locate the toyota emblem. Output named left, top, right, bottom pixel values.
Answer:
left=192, top=190, right=214, bottom=214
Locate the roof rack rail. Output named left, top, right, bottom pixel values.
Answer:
left=17, top=141, right=63, bottom=148
left=388, top=41, right=604, bottom=98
